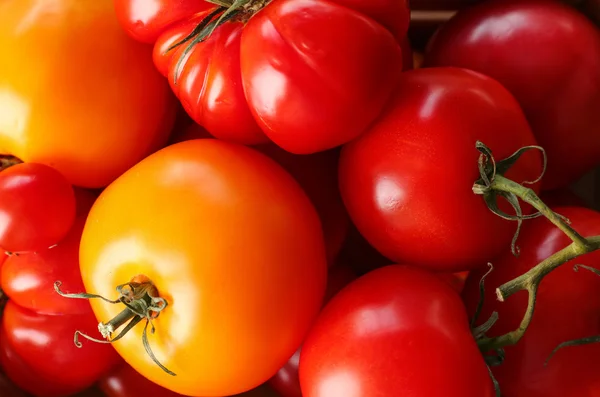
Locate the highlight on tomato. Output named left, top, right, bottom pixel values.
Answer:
left=76, top=139, right=328, bottom=396
left=0, top=0, right=177, bottom=188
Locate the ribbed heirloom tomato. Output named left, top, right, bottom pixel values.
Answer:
left=116, top=0, right=410, bottom=152
left=79, top=139, right=328, bottom=396
left=0, top=0, right=176, bottom=188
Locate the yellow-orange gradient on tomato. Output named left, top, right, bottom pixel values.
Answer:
left=79, top=139, right=328, bottom=397
left=0, top=0, right=176, bottom=188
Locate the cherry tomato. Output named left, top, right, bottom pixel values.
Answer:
left=0, top=0, right=177, bottom=188
left=79, top=139, right=328, bottom=396
left=424, top=0, right=600, bottom=190
left=1, top=216, right=90, bottom=315
left=0, top=301, right=121, bottom=397
left=0, top=163, right=76, bottom=253
left=463, top=206, right=600, bottom=396
left=268, top=263, right=357, bottom=397
left=299, top=265, right=494, bottom=397
left=339, top=67, right=542, bottom=272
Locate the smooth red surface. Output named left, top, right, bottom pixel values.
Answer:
left=0, top=163, right=76, bottom=253
left=0, top=301, right=120, bottom=397
left=339, top=67, right=542, bottom=272
left=299, top=265, right=494, bottom=397
left=1, top=216, right=90, bottom=315
left=463, top=206, right=600, bottom=396
left=424, top=0, right=600, bottom=190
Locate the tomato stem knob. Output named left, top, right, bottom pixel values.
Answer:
left=0, top=156, right=22, bottom=172
left=53, top=278, right=176, bottom=376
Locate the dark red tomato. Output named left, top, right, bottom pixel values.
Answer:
left=1, top=216, right=90, bottom=315
left=401, top=37, right=414, bottom=70
left=0, top=163, right=76, bottom=253
left=99, top=362, right=184, bottom=397
left=0, top=371, right=28, bottom=397
left=269, top=263, right=357, bottom=397
left=437, top=271, right=469, bottom=293
left=339, top=67, right=542, bottom=272
left=0, top=301, right=121, bottom=397
left=424, top=0, right=600, bottom=190
left=151, top=0, right=409, bottom=151
left=300, top=265, right=494, bottom=397
left=463, top=206, right=600, bottom=396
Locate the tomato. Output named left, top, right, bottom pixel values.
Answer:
left=0, top=163, right=76, bottom=253
left=268, top=263, right=357, bottom=397
left=463, top=206, right=600, bottom=396
left=424, top=0, right=600, bottom=190
left=1, top=216, right=90, bottom=315
left=0, top=301, right=120, bottom=397
left=339, top=67, right=542, bottom=272
left=79, top=139, right=328, bottom=396
left=0, top=0, right=177, bottom=188
left=99, top=362, right=184, bottom=397
left=299, top=265, right=494, bottom=397
left=540, top=189, right=588, bottom=209
left=0, top=371, right=27, bottom=397
left=148, top=0, right=410, bottom=150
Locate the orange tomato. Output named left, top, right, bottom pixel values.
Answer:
left=0, top=0, right=176, bottom=188
left=79, top=139, right=328, bottom=396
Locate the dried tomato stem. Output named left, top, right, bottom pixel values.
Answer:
left=0, top=156, right=21, bottom=172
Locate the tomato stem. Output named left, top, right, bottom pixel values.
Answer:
left=0, top=156, right=22, bottom=172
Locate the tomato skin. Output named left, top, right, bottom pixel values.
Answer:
left=1, top=216, right=90, bottom=315
left=80, top=139, right=328, bottom=396
left=463, top=206, right=600, bottom=397
left=0, top=0, right=177, bottom=188
left=0, top=163, right=76, bottom=253
left=424, top=0, right=600, bottom=190
left=0, top=301, right=121, bottom=397
left=299, top=265, right=494, bottom=397
left=339, top=67, right=542, bottom=272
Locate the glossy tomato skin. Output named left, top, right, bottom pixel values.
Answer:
left=1, top=216, right=90, bottom=315
left=0, top=0, right=176, bottom=188
left=424, top=0, right=600, bottom=190
left=0, top=301, right=121, bottom=397
left=300, top=265, right=494, bottom=397
left=463, top=206, right=600, bottom=397
left=339, top=67, right=542, bottom=272
left=80, top=139, right=328, bottom=396
left=0, top=163, right=76, bottom=253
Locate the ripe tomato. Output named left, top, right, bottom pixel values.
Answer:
left=0, top=301, right=121, bottom=397
left=79, top=139, right=328, bottom=396
left=0, top=163, right=76, bottom=253
left=0, top=0, right=177, bottom=188
left=424, top=0, right=600, bottom=190
left=463, top=206, right=600, bottom=397
left=300, top=265, right=494, bottom=397
left=149, top=0, right=409, bottom=151
left=339, top=67, right=542, bottom=272
left=1, top=216, right=90, bottom=315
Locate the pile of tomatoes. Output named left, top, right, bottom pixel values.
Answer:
left=1, top=0, right=599, bottom=396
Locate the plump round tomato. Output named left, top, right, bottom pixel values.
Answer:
left=0, top=163, right=76, bottom=253
left=1, top=216, right=90, bottom=315
left=0, top=301, right=121, bottom=397
left=150, top=0, right=409, bottom=151
left=300, top=265, right=494, bottom=397
left=79, top=139, right=328, bottom=396
left=424, top=0, right=600, bottom=190
left=0, top=0, right=177, bottom=188
left=339, top=67, right=542, bottom=272
left=463, top=206, right=600, bottom=397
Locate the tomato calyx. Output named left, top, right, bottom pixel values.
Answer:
left=53, top=276, right=175, bottom=376
left=0, top=156, right=22, bottom=172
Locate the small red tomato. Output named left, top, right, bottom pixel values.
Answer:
left=0, top=301, right=121, bottom=397
left=1, top=216, right=90, bottom=315
left=0, top=163, right=76, bottom=253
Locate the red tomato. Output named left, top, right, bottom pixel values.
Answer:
left=0, top=371, right=27, bottom=397
left=0, top=163, right=76, bottom=253
left=424, top=0, right=600, bottom=190
left=99, top=363, right=184, bottom=397
left=0, top=301, right=121, bottom=397
left=1, top=216, right=90, bottom=315
left=339, top=67, right=542, bottom=272
left=463, top=206, right=600, bottom=397
left=150, top=0, right=409, bottom=151
left=401, top=37, right=414, bottom=70
left=268, top=263, right=357, bottom=397
left=299, top=265, right=494, bottom=397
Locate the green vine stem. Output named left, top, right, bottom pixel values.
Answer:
left=472, top=141, right=600, bottom=353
